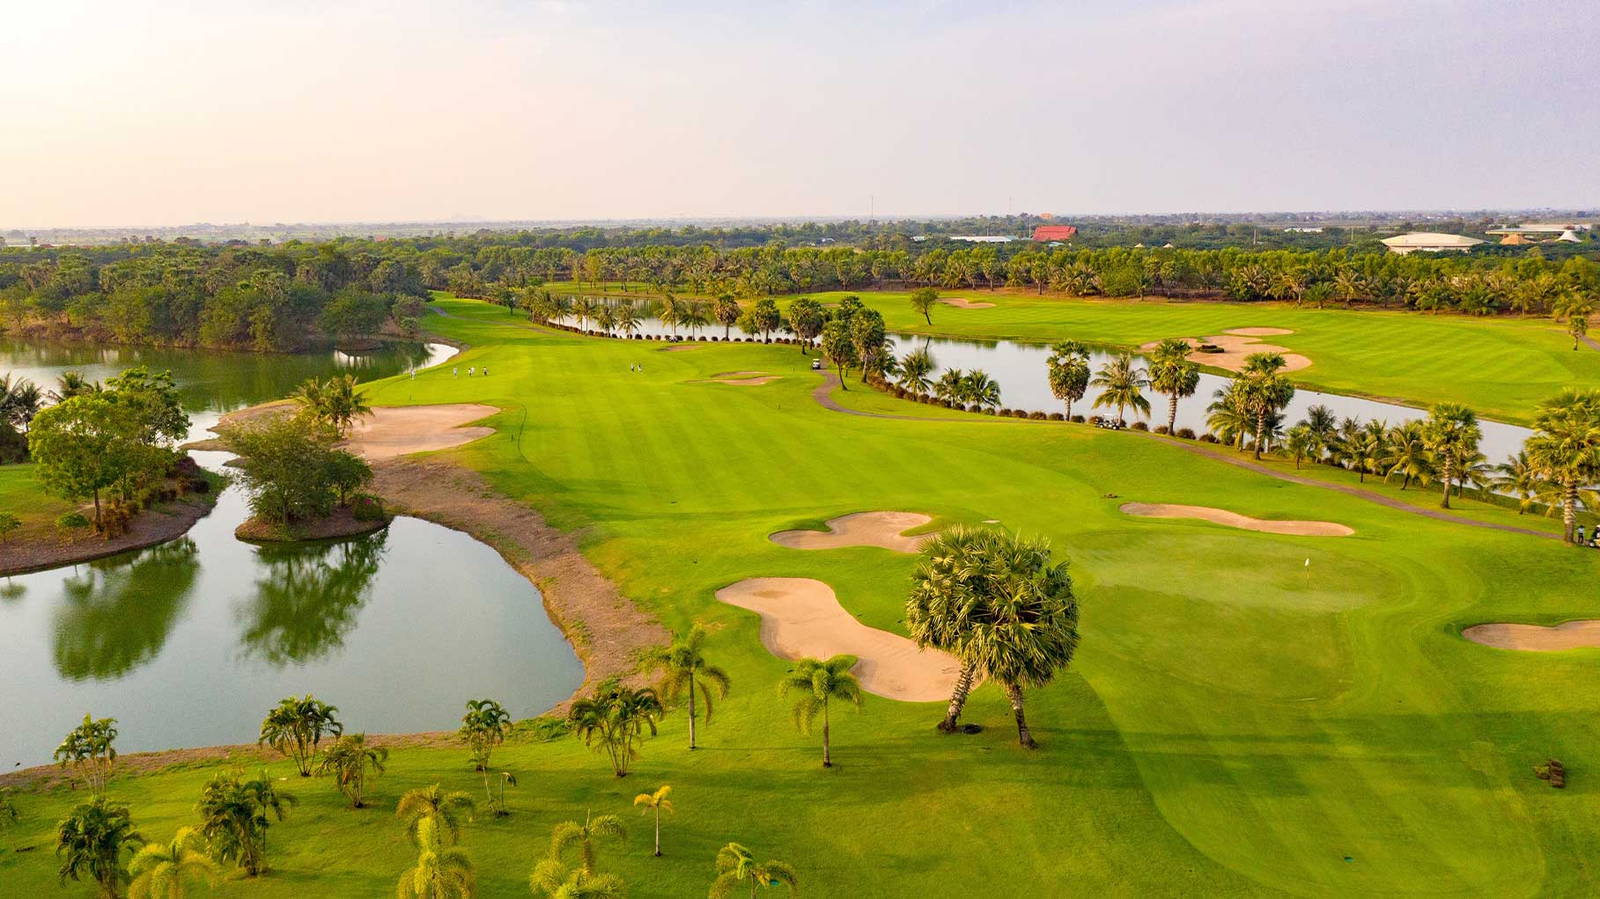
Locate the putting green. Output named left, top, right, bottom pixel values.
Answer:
left=6, top=296, right=1600, bottom=896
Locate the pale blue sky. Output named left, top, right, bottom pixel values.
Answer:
left=1, top=0, right=1595, bottom=227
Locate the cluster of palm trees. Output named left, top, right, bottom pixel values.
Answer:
left=1041, top=340, right=1202, bottom=429
left=1205, top=353, right=1297, bottom=458
left=906, top=527, right=1080, bottom=748
left=289, top=374, right=372, bottom=436
left=1275, top=404, right=1484, bottom=503
left=0, top=369, right=106, bottom=461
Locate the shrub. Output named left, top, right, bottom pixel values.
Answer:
left=349, top=493, right=386, bottom=522
left=1153, top=425, right=1170, bottom=435
left=1029, top=411, right=1046, bottom=420
left=1070, top=415, right=1085, bottom=424
left=1048, top=412, right=1064, bottom=421
left=1199, top=433, right=1219, bottom=443
left=983, top=408, right=996, bottom=416
left=1130, top=421, right=1149, bottom=431
left=56, top=511, right=91, bottom=530
left=1176, top=427, right=1196, bottom=440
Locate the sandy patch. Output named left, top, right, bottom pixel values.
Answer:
left=699, top=371, right=781, bottom=386
left=1120, top=502, right=1353, bottom=536
left=1139, top=331, right=1311, bottom=373
left=1463, top=621, right=1600, bottom=651
left=343, top=404, right=498, bottom=459
left=716, top=577, right=961, bottom=701
left=770, top=511, right=934, bottom=553
left=1225, top=327, right=1295, bottom=337
left=939, top=297, right=996, bottom=309
left=658, top=344, right=701, bottom=352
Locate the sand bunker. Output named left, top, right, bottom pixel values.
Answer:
left=343, top=404, right=498, bottom=459
left=658, top=345, right=701, bottom=352
left=770, top=511, right=934, bottom=552
left=1120, top=502, right=1353, bottom=536
left=699, top=371, right=780, bottom=385
left=1140, top=329, right=1310, bottom=373
left=716, top=578, right=961, bottom=701
left=1463, top=621, right=1600, bottom=651
left=939, top=297, right=996, bottom=309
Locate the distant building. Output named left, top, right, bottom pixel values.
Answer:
left=1031, top=225, right=1078, bottom=242
left=948, top=235, right=1016, bottom=243
left=1283, top=227, right=1324, bottom=233
left=1380, top=232, right=1484, bottom=255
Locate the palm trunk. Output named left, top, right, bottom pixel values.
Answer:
left=1064, top=398, right=1072, bottom=419
left=1116, top=401, right=1125, bottom=425
left=821, top=700, right=832, bottom=768
left=1440, top=457, right=1454, bottom=509
left=1563, top=479, right=1578, bottom=542
left=653, top=809, right=662, bottom=856
left=1254, top=409, right=1267, bottom=459
left=938, top=662, right=977, bottom=732
left=686, top=675, right=698, bottom=750
left=1005, top=682, right=1036, bottom=749
left=1167, top=394, right=1178, bottom=434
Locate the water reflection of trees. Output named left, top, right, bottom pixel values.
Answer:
left=52, top=538, right=200, bottom=681
left=238, top=533, right=387, bottom=666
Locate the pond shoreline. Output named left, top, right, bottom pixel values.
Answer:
left=0, top=488, right=219, bottom=577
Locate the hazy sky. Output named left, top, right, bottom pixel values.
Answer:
left=2, top=0, right=1596, bottom=227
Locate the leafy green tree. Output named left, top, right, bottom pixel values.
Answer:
left=220, top=415, right=364, bottom=523
left=778, top=655, right=863, bottom=768
left=1148, top=338, right=1200, bottom=432
left=396, top=816, right=476, bottom=899
left=127, top=826, right=217, bottom=899
left=633, top=784, right=674, bottom=857
left=1526, top=389, right=1600, bottom=542
left=819, top=318, right=857, bottom=388
left=29, top=395, right=164, bottom=530
left=568, top=680, right=664, bottom=777
left=56, top=798, right=143, bottom=899
left=54, top=714, right=119, bottom=797
left=1090, top=352, right=1150, bottom=425
left=529, top=859, right=626, bottom=899
left=316, top=733, right=389, bottom=808
left=1046, top=341, right=1091, bottom=418
left=934, top=369, right=966, bottom=406
left=909, top=287, right=938, bottom=325
left=103, top=367, right=189, bottom=447
left=550, top=813, right=626, bottom=875
left=196, top=771, right=295, bottom=877
left=709, top=842, right=797, bottom=899
left=1422, top=403, right=1482, bottom=509
left=397, top=785, right=476, bottom=848
left=259, top=694, right=343, bottom=776
left=645, top=624, right=731, bottom=750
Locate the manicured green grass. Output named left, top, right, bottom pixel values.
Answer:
left=550, top=282, right=1599, bottom=424
left=0, top=463, right=76, bottom=535
left=7, top=296, right=1600, bottom=896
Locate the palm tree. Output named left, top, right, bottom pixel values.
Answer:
left=52, top=370, right=102, bottom=401
left=645, top=624, right=731, bottom=751
left=778, top=654, right=863, bottom=768
left=396, top=817, right=475, bottom=899
left=1283, top=424, right=1316, bottom=469
left=54, top=714, right=119, bottom=797
left=396, top=785, right=476, bottom=848
left=681, top=301, right=712, bottom=339
left=568, top=680, right=664, bottom=777
left=1348, top=420, right=1387, bottom=483
left=659, top=293, right=683, bottom=339
left=574, top=297, right=599, bottom=332
left=550, top=813, right=626, bottom=875
left=315, top=733, right=388, bottom=808
left=934, top=369, right=966, bottom=405
left=1299, top=404, right=1338, bottom=460
left=128, top=827, right=216, bottom=899
left=1090, top=352, right=1150, bottom=425
left=1147, top=338, right=1200, bottom=432
left=709, top=842, right=797, bottom=899
left=595, top=303, right=617, bottom=335
left=1205, top=383, right=1253, bottom=450
left=1382, top=421, right=1435, bottom=490
left=613, top=302, right=640, bottom=338
left=1045, top=341, right=1091, bottom=418
left=529, top=858, right=626, bottom=899
left=196, top=771, right=295, bottom=877
left=57, top=798, right=142, bottom=899
left=320, top=373, right=372, bottom=435
left=1237, top=353, right=1296, bottom=459
left=897, top=347, right=936, bottom=395
left=259, top=694, right=342, bottom=777
left=0, top=373, right=42, bottom=432
left=1492, top=451, right=1549, bottom=515
left=714, top=295, right=741, bottom=340
left=1526, top=389, right=1600, bottom=542
left=632, top=785, right=674, bottom=857
left=1422, top=403, right=1482, bottom=509
left=458, top=698, right=512, bottom=805
left=961, top=370, right=1002, bottom=409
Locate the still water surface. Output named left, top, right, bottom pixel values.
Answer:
left=0, top=340, right=581, bottom=767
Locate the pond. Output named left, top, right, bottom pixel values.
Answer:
left=0, top=340, right=582, bottom=768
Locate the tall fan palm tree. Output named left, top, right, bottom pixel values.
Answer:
left=57, top=798, right=143, bottom=899
left=128, top=826, right=216, bottom=899
left=1237, top=353, right=1295, bottom=459
left=907, top=526, right=996, bottom=732
left=1422, top=403, right=1483, bottom=509
left=1045, top=341, right=1091, bottom=418
left=1526, top=389, right=1600, bottom=542
left=259, top=694, right=343, bottom=777
left=396, top=785, right=476, bottom=848
left=632, top=785, right=674, bottom=857
left=644, top=624, right=731, bottom=751
left=1090, top=352, right=1150, bottom=425
left=315, top=733, right=388, bottom=808
left=897, top=347, right=936, bottom=394
left=778, top=655, right=864, bottom=767
left=568, top=681, right=664, bottom=777
left=549, top=813, right=626, bottom=875
left=709, top=842, right=798, bottom=899
left=1147, top=338, right=1200, bottom=432
left=395, top=817, right=475, bottom=899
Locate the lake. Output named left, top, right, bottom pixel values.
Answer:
left=0, top=339, right=582, bottom=768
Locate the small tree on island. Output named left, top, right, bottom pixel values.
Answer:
left=258, top=694, right=343, bottom=776
left=54, top=714, right=119, bottom=797
left=29, top=396, right=167, bottom=533
left=220, top=415, right=371, bottom=524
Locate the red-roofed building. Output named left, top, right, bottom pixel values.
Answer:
left=1031, top=225, right=1077, bottom=242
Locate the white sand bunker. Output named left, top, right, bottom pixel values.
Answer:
left=1140, top=329, right=1310, bottom=373
left=939, top=297, right=996, bottom=309
left=1463, top=621, right=1600, bottom=651
left=716, top=577, right=961, bottom=701
left=1120, top=502, right=1353, bottom=537
left=344, top=404, right=498, bottom=459
left=700, top=371, right=780, bottom=385
left=770, top=511, right=933, bottom=552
